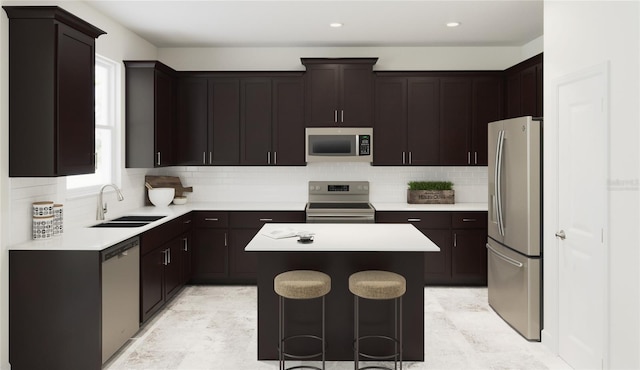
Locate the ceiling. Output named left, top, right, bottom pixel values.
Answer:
left=84, top=0, right=543, bottom=48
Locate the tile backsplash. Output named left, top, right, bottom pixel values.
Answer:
left=156, top=163, right=488, bottom=204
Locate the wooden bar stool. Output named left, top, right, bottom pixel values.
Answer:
left=349, top=270, right=406, bottom=370
left=274, top=270, right=331, bottom=370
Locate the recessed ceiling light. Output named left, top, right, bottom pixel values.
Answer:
left=446, top=22, right=461, bottom=28
left=329, top=22, right=343, bottom=28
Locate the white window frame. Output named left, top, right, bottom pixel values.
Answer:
left=66, top=54, right=120, bottom=197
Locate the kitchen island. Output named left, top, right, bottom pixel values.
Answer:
left=245, top=223, right=439, bottom=361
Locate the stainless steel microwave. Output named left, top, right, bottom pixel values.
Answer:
left=305, top=127, right=373, bottom=163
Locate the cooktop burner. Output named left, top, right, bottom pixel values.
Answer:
left=307, top=202, right=373, bottom=210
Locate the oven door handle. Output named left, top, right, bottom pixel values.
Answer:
left=306, top=215, right=375, bottom=222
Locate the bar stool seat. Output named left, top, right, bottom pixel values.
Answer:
left=349, top=270, right=406, bottom=370
left=275, top=270, right=331, bottom=370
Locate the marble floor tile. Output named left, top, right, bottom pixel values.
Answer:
left=104, top=286, right=571, bottom=370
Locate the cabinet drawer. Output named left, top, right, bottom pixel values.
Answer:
left=451, top=212, right=487, bottom=229
left=230, top=211, right=305, bottom=228
left=141, top=218, right=183, bottom=255
left=176, top=213, right=193, bottom=234
left=376, top=211, right=451, bottom=229
left=193, top=211, right=229, bottom=228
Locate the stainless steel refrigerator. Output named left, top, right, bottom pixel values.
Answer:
left=487, top=116, right=542, bottom=341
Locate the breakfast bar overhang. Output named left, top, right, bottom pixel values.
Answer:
left=245, top=223, right=440, bottom=361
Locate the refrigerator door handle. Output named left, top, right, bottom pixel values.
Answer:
left=495, top=129, right=506, bottom=236
left=486, top=243, right=523, bottom=268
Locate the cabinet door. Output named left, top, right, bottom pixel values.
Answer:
left=505, top=72, right=522, bottom=119
left=472, top=77, right=503, bottom=166
left=451, top=229, right=488, bottom=285
left=421, top=229, right=451, bottom=284
left=209, top=78, right=240, bottom=164
left=340, top=64, right=373, bottom=127
left=192, top=228, right=228, bottom=280
left=57, top=24, right=96, bottom=175
left=305, top=65, right=340, bottom=126
left=407, top=77, right=440, bottom=165
left=520, top=65, right=538, bottom=118
left=164, top=239, right=182, bottom=301
left=229, top=228, right=259, bottom=281
left=241, top=78, right=272, bottom=165
left=272, top=77, right=305, bottom=165
left=155, top=69, right=175, bottom=166
left=374, top=77, right=407, bottom=165
left=440, top=77, right=472, bottom=165
left=141, top=248, right=165, bottom=322
left=176, top=77, right=209, bottom=165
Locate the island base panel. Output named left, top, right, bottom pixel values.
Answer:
left=257, top=252, right=424, bottom=361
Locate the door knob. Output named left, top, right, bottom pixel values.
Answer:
left=555, top=230, right=566, bottom=240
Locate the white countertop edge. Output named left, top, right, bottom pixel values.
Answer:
left=245, top=223, right=440, bottom=252
left=372, top=202, right=488, bottom=211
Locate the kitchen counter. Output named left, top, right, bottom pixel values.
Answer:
left=8, top=201, right=485, bottom=252
left=246, top=223, right=439, bottom=252
left=8, top=201, right=306, bottom=252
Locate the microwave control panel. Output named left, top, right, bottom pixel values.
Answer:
left=358, top=135, right=371, bottom=156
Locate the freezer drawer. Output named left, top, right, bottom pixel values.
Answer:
left=487, top=239, right=540, bottom=341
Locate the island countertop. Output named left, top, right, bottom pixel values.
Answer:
left=245, top=223, right=440, bottom=252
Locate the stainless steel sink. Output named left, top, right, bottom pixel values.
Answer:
left=110, top=215, right=166, bottom=222
left=90, top=215, right=166, bottom=228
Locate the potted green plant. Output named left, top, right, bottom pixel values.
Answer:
left=407, top=181, right=455, bottom=204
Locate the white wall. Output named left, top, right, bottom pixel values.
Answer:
left=159, top=45, right=533, bottom=72
left=0, top=1, right=159, bottom=369
left=543, top=1, right=640, bottom=369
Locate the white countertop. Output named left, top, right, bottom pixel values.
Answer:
left=372, top=202, right=488, bottom=212
left=245, top=223, right=440, bottom=252
left=9, top=201, right=483, bottom=252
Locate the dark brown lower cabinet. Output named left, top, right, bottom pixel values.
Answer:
left=191, top=211, right=305, bottom=283
left=376, top=210, right=487, bottom=285
left=140, top=214, right=192, bottom=323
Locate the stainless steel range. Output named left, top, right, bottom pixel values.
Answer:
left=305, top=181, right=375, bottom=223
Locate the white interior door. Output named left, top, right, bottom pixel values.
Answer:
left=556, top=63, right=608, bottom=369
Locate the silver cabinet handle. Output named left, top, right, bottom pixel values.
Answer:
left=156, top=152, right=161, bottom=166
left=555, top=230, right=566, bottom=240
left=162, top=249, right=168, bottom=265
left=453, top=233, right=457, bottom=247
left=402, top=152, right=406, bottom=165
left=168, top=248, right=171, bottom=264
left=224, top=232, right=228, bottom=247
left=467, top=151, right=471, bottom=165
left=183, top=238, right=188, bottom=251
left=259, top=218, right=273, bottom=222
left=203, top=152, right=206, bottom=165
left=462, top=218, right=477, bottom=222
left=273, top=151, right=277, bottom=165
left=334, top=110, right=338, bottom=123
left=340, top=110, right=344, bottom=123
left=267, top=152, right=271, bottom=164
left=204, top=218, right=219, bottom=221
left=184, top=219, right=192, bottom=224
left=209, top=152, right=213, bottom=164
left=486, top=243, right=523, bottom=268
left=409, top=151, right=412, bottom=164
left=407, top=218, right=421, bottom=222
left=474, top=151, right=478, bottom=164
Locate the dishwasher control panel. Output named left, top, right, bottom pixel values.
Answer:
left=101, top=236, right=140, bottom=262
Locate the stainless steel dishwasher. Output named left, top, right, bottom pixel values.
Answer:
left=101, top=236, right=140, bottom=364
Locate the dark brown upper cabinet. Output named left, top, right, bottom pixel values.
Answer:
left=505, top=53, right=543, bottom=119
left=472, top=76, right=503, bottom=165
left=3, top=6, right=105, bottom=177
left=240, top=75, right=305, bottom=165
left=302, top=58, right=377, bottom=127
left=374, top=75, right=440, bottom=165
left=124, top=61, right=176, bottom=168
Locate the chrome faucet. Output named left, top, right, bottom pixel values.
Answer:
left=97, top=184, right=125, bottom=220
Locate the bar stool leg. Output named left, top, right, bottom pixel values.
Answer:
left=354, top=295, right=359, bottom=370
left=322, top=295, right=326, bottom=370
left=399, top=296, right=403, bottom=370
left=279, top=295, right=284, bottom=370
